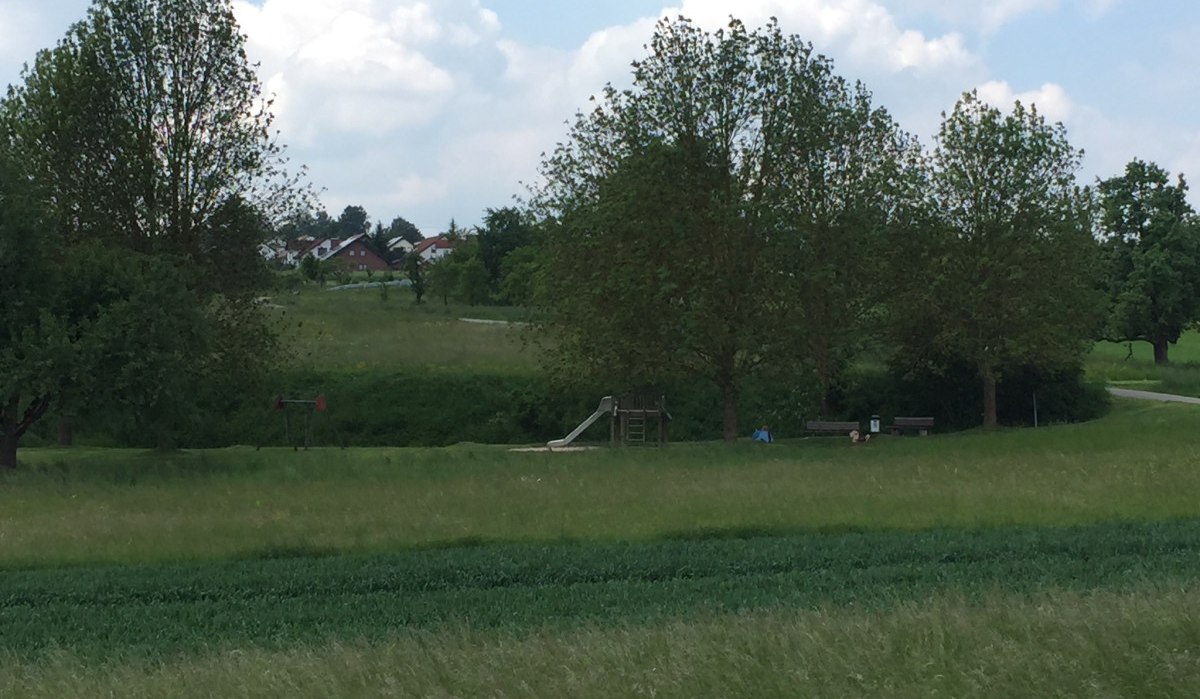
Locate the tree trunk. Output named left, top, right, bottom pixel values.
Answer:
left=1, top=398, right=18, bottom=470
left=0, top=394, right=49, bottom=470
left=720, top=379, right=739, bottom=443
left=1153, top=337, right=1170, bottom=365
left=981, top=363, right=998, bottom=429
left=819, top=387, right=834, bottom=418
left=58, top=419, right=74, bottom=447
left=0, top=431, right=16, bottom=470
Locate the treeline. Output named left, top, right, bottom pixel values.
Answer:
left=527, top=18, right=1200, bottom=439
left=0, top=0, right=299, bottom=467
left=419, top=210, right=540, bottom=307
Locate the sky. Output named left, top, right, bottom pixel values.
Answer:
left=1, top=0, right=1198, bottom=235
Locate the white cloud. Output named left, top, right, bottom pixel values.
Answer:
left=233, top=0, right=466, bottom=143
left=661, top=0, right=976, bottom=73
left=975, top=80, right=1074, bottom=122
left=1067, top=106, right=1200, bottom=194
left=878, top=0, right=1050, bottom=33
left=4, top=0, right=1192, bottom=227
left=390, top=173, right=451, bottom=210
left=228, top=0, right=547, bottom=230
left=224, top=0, right=988, bottom=227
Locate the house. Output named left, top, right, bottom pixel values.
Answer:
left=258, top=241, right=280, bottom=262
left=311, top=233, right=390, bottom=272
left=411, top=235, right=455, bottom=262
left=279, top=236, right=323, bottom=267
left=388, top=236, right=415, bottom=256
left=259, top=238, right=299, bottom=266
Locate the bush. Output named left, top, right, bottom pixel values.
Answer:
left=838, top=361, right=1109, bottom=431
left=61, top=359, right=1109, bottom=449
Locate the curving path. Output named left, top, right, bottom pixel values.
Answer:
left=1107, top=387, right=1200, bottom=405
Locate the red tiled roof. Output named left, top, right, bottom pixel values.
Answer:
left=412, top=235, right=455, bottom=256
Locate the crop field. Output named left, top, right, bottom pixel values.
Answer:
left=5, top=398, right=1200, bottom=695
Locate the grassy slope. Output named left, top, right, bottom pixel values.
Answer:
left=6, top=400, right=1200, bottom=568
left=270, top=286, right=536, bottom=372
left=278, top=284, right=1200, bottom=393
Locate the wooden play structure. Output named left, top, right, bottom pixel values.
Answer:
left=548, top=393, right=671, bottom=449
left=611, top=393, right=670, bottom=446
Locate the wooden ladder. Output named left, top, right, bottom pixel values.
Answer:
left=625, top=415, right=647, bottom=443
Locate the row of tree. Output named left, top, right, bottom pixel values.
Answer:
left=528, top=17, right=1200, bottom=440
left=409, top=209, right=540, bottom=306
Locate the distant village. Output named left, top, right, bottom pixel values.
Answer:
left=258, top=233, right=454, bottom=272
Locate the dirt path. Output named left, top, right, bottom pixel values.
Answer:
left=1107, top=387, right=1200, bottom=405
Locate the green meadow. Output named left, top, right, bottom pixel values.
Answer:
left=1088, top=330, right=1200, bottom=395
left=271, top=286, right=535, bottom=372
left=7, top=286, right=1200, bottom=696
left=4, top=400, right=1200, bottom=569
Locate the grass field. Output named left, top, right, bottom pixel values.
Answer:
left=1088, top=331, right=1200, bottom=396
left=8, top=286, right=1200, bottom=695
left=5, top=400, right=1200, bottom=568
left=5, top=397, right=1200, bottom=694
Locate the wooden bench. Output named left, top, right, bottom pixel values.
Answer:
left=889, top=416, right=934, bottom=436
left=805, top=420, right=860, bottom=436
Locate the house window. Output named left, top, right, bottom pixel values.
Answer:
left=359, top=264, right=367, bottom=271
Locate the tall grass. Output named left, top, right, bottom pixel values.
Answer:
left=6, top=400, right=1200, bottom=568
left=5, top=584, right=1200, bottom=698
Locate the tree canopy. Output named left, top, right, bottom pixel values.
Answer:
left=387, top=216, right=423, bottom=246
left=0, top=0, right=297, bottom=465
left=1098, top=159, right=1200, bottom=364
left=896, top=91, right=1100, bottom=428
left=533, top=17, right=916, bottom=439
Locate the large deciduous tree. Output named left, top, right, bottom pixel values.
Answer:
left=0, top=0, right=302, bottom=462
left=4, top=0, right=304, bottom=251
left=533, top=17, right=914, bottom=440
left=907, top=92, right=1100, bottom=429
left=0, top=153, right=59, bottom=468
left=477, top=207, right=535, bottom=293
left=1098, top=159, right=1200, bottom=364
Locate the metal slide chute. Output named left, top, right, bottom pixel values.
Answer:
left=547, top=396, right=615, bottom=449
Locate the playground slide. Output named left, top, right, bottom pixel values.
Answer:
left=547, top=396, right=615, bottom=448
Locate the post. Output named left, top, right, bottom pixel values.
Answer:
left=1033, top=392, right=1038, bottom=428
